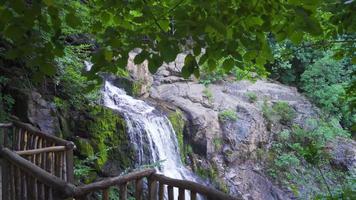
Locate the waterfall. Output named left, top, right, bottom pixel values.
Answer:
left=102, top=81, right=201, bottom=192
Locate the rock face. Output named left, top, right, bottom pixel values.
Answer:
left=10, top=88, right=60, bottom=135
left=328, top=137, right=356, bottom=171
left=147, top=56, right=322, bottom=199
left=126, top=49, right=153, bottom=97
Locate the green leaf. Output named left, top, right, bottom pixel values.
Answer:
left=159, top=39, right=179, bottom=62
left=193, top=46, right=201, bottom=56
left=290, top=32, right=303, bottom=44
left=158, top=20, right=170, bottom=32
left=129, top=10, right=143, bottom=17
left=148, top=55, right=163, bottom=74
left=134, top=50, right=149, bottom=64
left=104, top=48, right=113, bottom=61
left=182, top=54, right=198, bottom=78
left=351, top=56, right=356, bottom=65
left=207, top=59, right=217, bottom=72
left=66, top=13, right=81, bottom=27
left=222, top=57, right=235, bottom=72
left=245, top=16, right=264, bottom=27
left=43, top=0, right=55, bottom=6
left=39, top=63, right=56, bottom=76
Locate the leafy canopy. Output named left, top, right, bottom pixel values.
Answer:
left=0, top=0, right=355, bottom=81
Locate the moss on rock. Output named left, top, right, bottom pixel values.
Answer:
left=74, top=105, right=134, bottom=173
left=168, top=109, right=186, bottom=162
left=76, top=138, right=94, bottom=157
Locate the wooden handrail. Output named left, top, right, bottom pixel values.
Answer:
left=0, top=148, right=76, bottom=198
left=0, top=123, right=12, bottom=128
left=152, top=173, right=239, bottom=200
left=11, top=120, right=74, bottom=148
left=15, top=146, right=67, bottom=155
left=74, top=168, right=156, bottom=197
left=1, top=120, right=239, bottom=200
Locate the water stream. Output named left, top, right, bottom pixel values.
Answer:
left=102, top=80, right=201, bottom=199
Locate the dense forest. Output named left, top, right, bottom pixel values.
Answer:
left=0, top=0, right=355, bottom=199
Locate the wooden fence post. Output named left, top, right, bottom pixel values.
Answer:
left=148, top=175, right=158, bottom=200
left=65, top=142, right=75, bottom=183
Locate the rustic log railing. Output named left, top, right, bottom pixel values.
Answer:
left=0, top=121, right=240, bottom=200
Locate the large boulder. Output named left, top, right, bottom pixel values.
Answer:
left=126, top=49, right=153, bottom=97
left=149, top=58, right=321, bottom=199
left=9, top=88, right=60, bottom=135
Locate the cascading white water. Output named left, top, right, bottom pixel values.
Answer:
left=102, top=81, right=201, bottom=198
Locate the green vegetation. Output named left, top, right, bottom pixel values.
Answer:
left=0, top=0, right=355, bottom=198
left=0, top=0, right=354, bottom=86
left=203, top=88, right=214, bottom=103
left=196, top=163, right=228, bottom=193
left=246, top=92, right=257, bottom=103
left=168, top=109, right=186, bottom=163
left=262, top=101, right=296, bottom=125
left=213, top=137, right=223, bottom=150
left=259, top=119, right=352, bottom=199
left=218, top=109, right=238, bottom=122
left=268, top=41, right=355, bottom=132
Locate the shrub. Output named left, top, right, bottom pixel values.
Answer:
left=213, top=137, right=223, bottom=150
left=246, top=92, right=258, bottom=103
left=272, top=102, right=296, bottom=125
left=203, top=88, right=214, bottom=103
left=218, top=109, right=237, bottom=121
left=262, top=101, right=296, bottom=125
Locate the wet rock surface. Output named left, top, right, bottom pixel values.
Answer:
left=147, top=56, right=325, bottom=199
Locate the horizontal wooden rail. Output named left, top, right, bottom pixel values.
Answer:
left=11, top=120, right=74, bottom=148
left=0, top=148, right=76, bottom=198
left=15, top=146, right=66, bottom=155
left=74, top=168, right=156, bottom=197
left=0, top=123, right=13, bottom=128
left=152, top=174, right=239, bottom=200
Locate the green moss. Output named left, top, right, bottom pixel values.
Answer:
left=75, top=105, right=133, bottom=171
left=203, top=88, right=214, bottom=103
left=196, top=163, right=229, bottom=193
left=262, top=101, right=296, bottom=125
left=132, top=82, right=142, bottom=97
left=76, top=138, right=94, bottom=157
left=168, top=109, right=185, bottom=162
left=213, top=137, right=223, bottom=150
left=246, top=92, right=257, bottom=103
left=218, top=109, right=238, bottom=121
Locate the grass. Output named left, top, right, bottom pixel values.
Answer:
left=218, top=109, right=237, bottom=121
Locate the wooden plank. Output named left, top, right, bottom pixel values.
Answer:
left=119, top=182, right=128, bottom=200
left=0, top=123, right=12, bottom=127
left=74, top=169, right=155, bottom=197
left=65, top=145, right=74, bottom=183
left=27, top=172, right=36, bottom=200
left=102, top=188, right=109, bottom=200
left=0, top=148, right=76, bottom=198
left=11, top=121, right=70, bottom=146
left=15, top=166, right=21, bottom=200
left=152, top=174, right=238, bottom=200
left=148, top=176, right=157, bottom=200
left=12, top=127, right=18, bottom=150
left=191, top=191, right=197, bottom=200
left=10, top=164, right=15, bottom=200
left=17, top=128, right=22, bottom=150
left=178, top=188, right=185, bottom=200
left=168, top=186, right=174, bottom=200
left=1, top=159, right=9, bottom=200
left=135, top=178, right=143, bottom=200
left=158, top=182, right=164, bottom=200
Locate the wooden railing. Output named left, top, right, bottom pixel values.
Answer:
left=0, top=121, right=240, bottom=200
left=0, top=121, right=75, bottom=199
